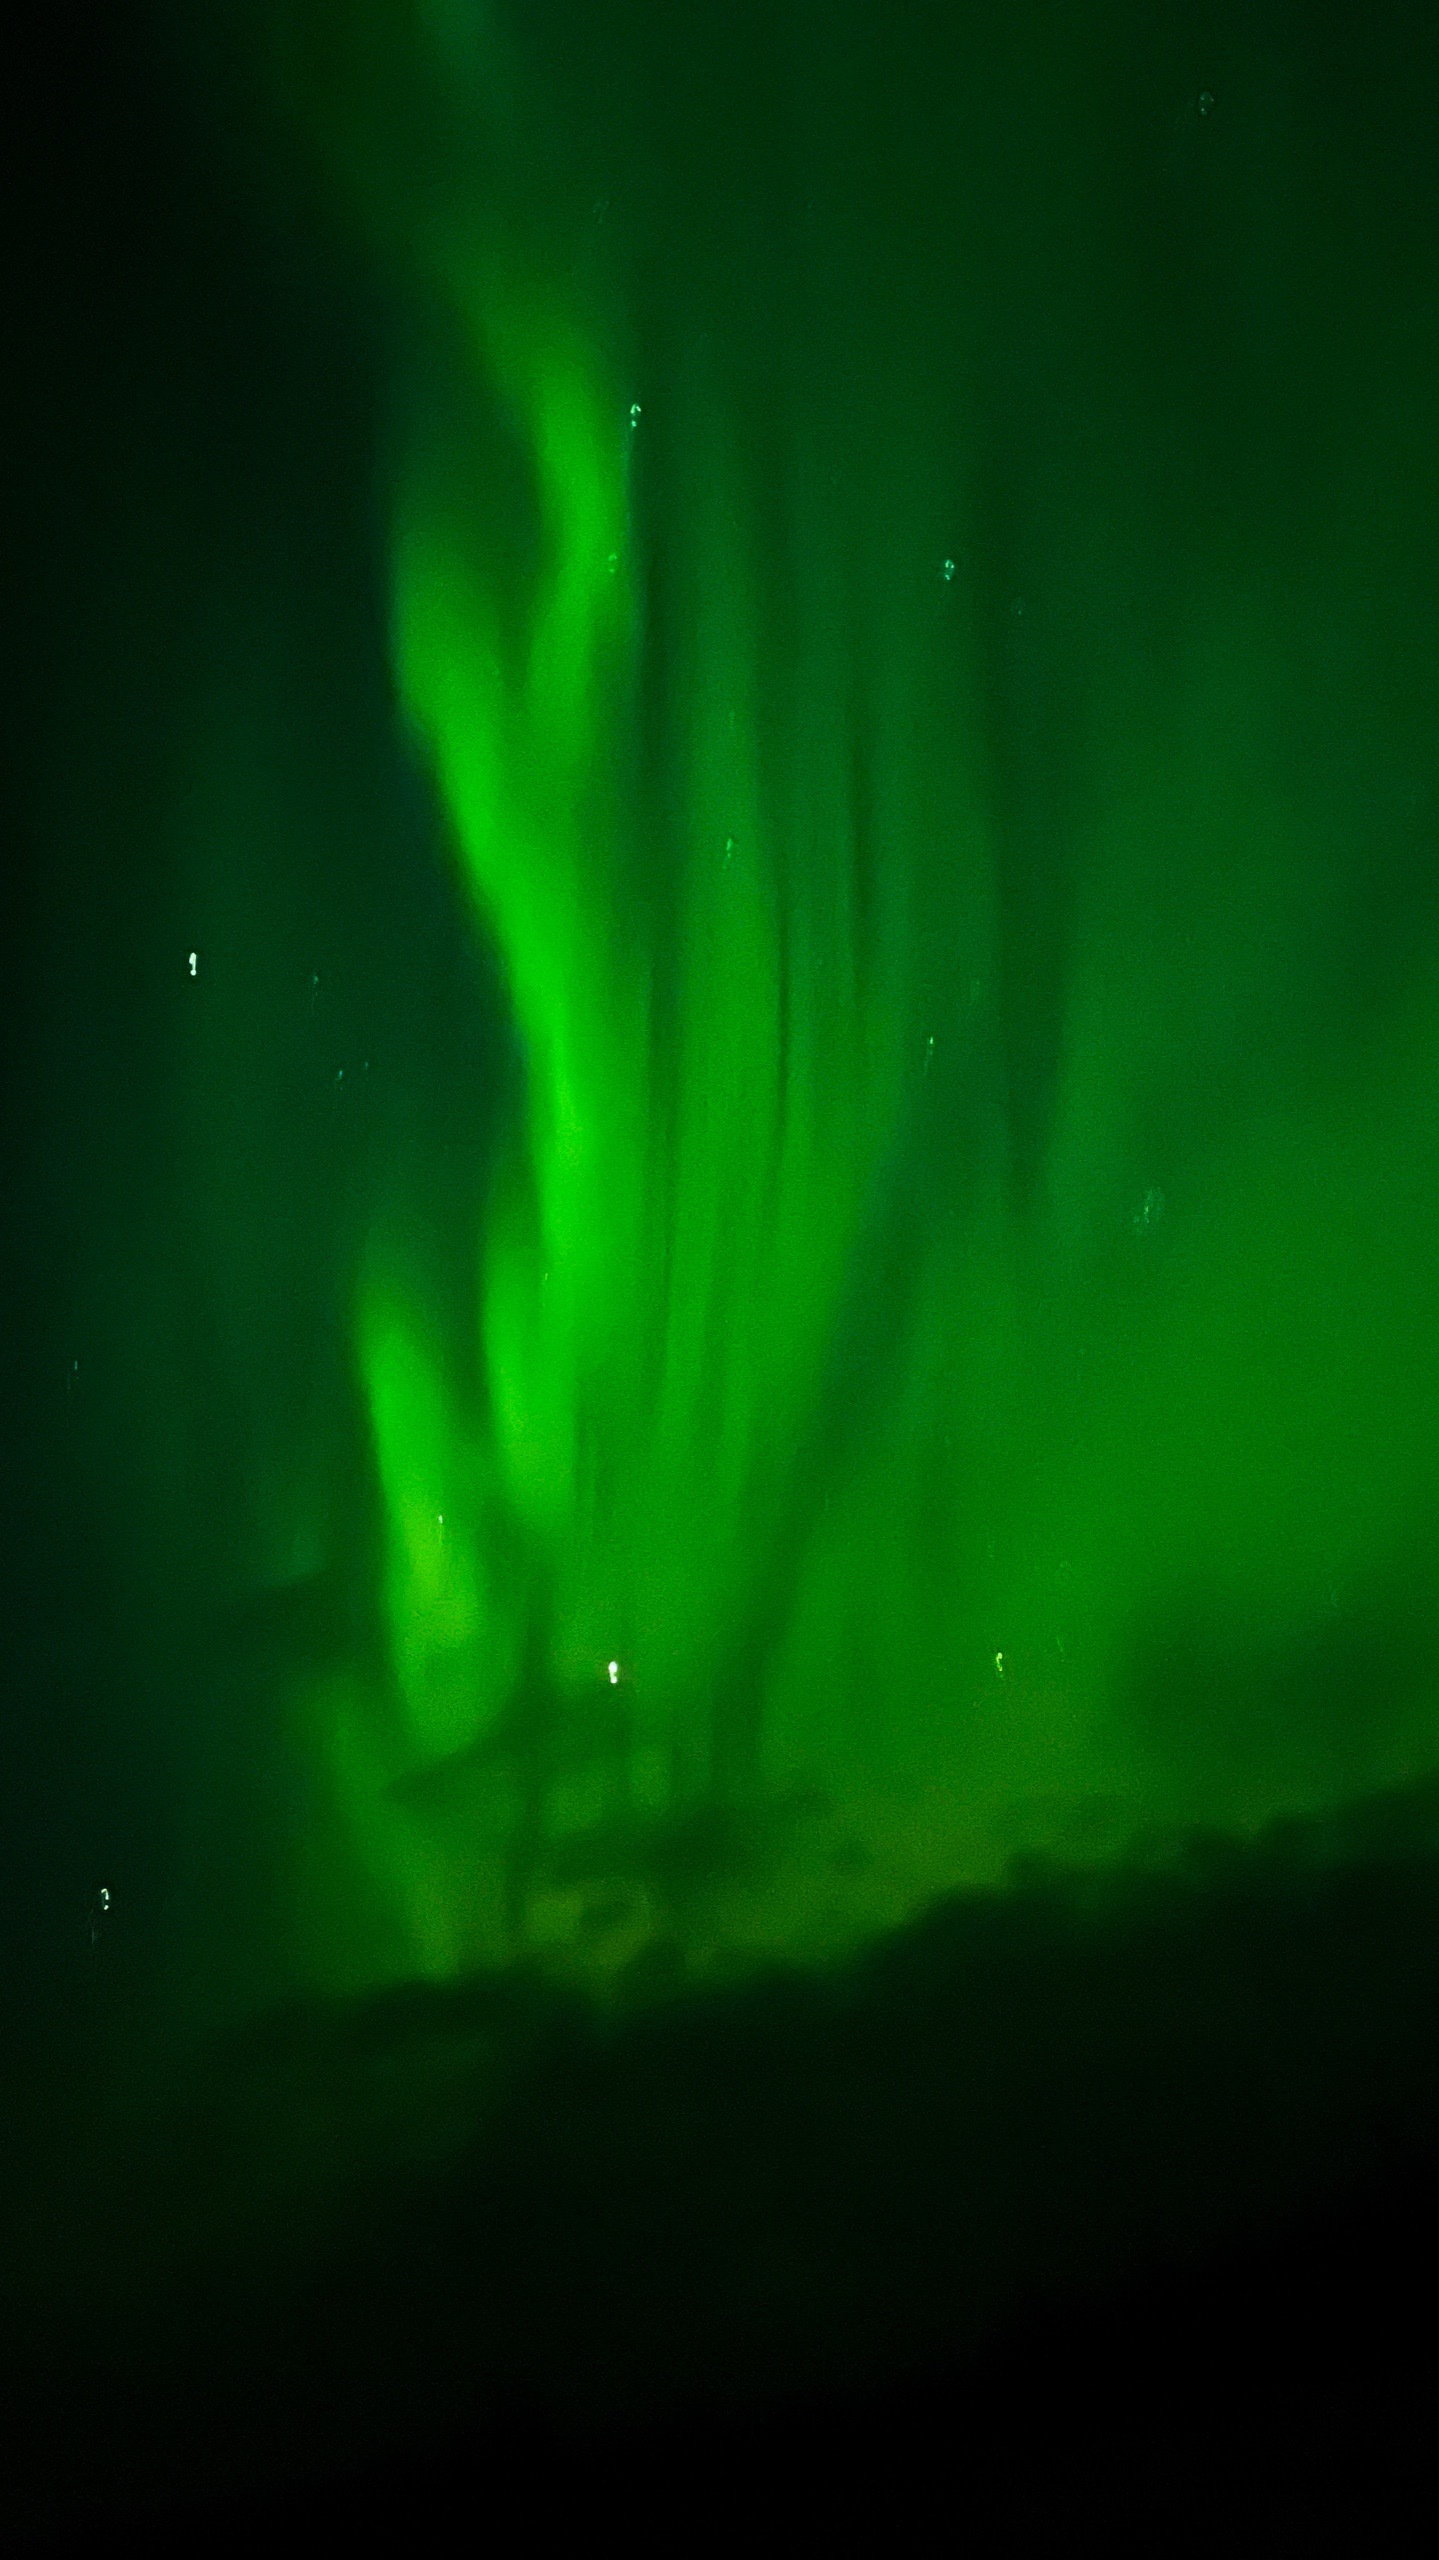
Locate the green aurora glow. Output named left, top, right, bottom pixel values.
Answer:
left=154, top=0, right=1439, bottom=2007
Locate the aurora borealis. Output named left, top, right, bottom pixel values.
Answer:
left=187, top=0, right=1439, bottom=2003
left=6, top=0, right=1439, bottom=2014
left=10, top=0, right=1439, bottom=2522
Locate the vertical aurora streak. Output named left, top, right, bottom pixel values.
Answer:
left=176, top=0, right=1439, bottom=2001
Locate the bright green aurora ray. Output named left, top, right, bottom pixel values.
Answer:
left=227, top=2, right=1439, bottom=2001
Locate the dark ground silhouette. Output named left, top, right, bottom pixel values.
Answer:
left=8, top=1774, right=1439, bottom=2544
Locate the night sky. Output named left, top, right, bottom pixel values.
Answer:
left=5, top=0, right=1439, bottom=2534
